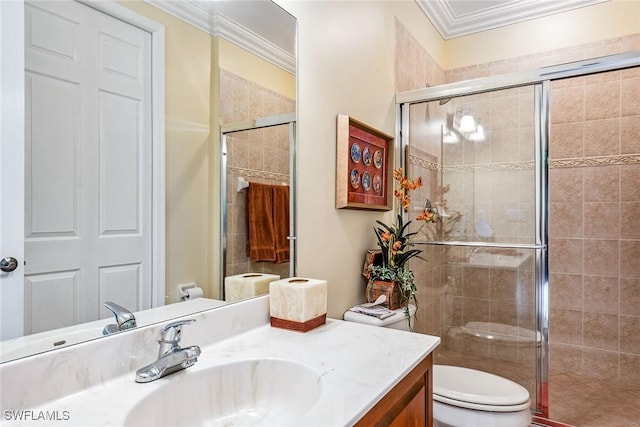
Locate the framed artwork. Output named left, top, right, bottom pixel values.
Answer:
left=336, top=115, right=394, bottom=211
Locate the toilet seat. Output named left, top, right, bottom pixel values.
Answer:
left=433, top=365, right=531, bottom=412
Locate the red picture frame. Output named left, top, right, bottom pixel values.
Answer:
left=336, top=115, right=394, bottom=211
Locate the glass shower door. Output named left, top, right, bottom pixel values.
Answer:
left=402, top=83, right=547, bottom=415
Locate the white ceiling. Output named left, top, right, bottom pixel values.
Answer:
left=416, top=0, right=610, bottom=39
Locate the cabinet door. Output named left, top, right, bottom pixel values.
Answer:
left=390, top=385, right=426, bottom=426
left=355, top=353, right=432, bottom=427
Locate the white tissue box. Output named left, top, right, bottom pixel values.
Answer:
left=269, top=278, right=327, bottom=332
left=224, top=273, right=280, bottom=302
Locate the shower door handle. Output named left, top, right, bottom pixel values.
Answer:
left=0, top=257, right=18, bottom=272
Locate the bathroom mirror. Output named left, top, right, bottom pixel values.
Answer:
left=0, top=0, right=296, bottom=362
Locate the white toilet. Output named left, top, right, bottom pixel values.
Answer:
left=433, top=365, right=531, bottom=427
left=343, top=307, right=532, bottom=427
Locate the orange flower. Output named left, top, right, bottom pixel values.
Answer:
left=401, top=196, right=411, bottom=210
left=417, top=209, right=436, bottom=223
left=416, top=211, right=429, bottom=221
left=374, top=168, right=438, bottom=271
left=393, top=167, right=423, bottom=212
left=412, top=177, right=423, bottom=189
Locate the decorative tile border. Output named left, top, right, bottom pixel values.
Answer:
left=227, top=166, right=289, bottom=183
left=444, top=161, right=534, bottom=173
left=550, top=154, right=640, bottom=169
left=408, top=154, right=440, bottom=172
left=409, top=154, right=640, bottom=174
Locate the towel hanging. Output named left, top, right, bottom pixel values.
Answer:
left=245, top=182, right=290, bottom=263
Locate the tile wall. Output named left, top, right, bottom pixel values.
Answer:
left=548, top=67, right=640, bottom=385
left=221, top=69, right=295, bottom=278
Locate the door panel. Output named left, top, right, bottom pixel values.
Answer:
left=25, top=73, right=79, bottom=238
left=98, top=264, right=141, bottom=319
left=24, top=270, right=79, bottom=334
left=23, top=1, right=152, bottom=333
left=99, top=90, right=142, bottom=234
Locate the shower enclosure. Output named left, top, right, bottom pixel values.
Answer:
left=395, top=51, right=640, bottom=420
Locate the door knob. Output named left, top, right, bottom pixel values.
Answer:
left=0, top=257, right=18, bottom=272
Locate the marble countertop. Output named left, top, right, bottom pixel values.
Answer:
left=1, top=297, right=440, bottom=426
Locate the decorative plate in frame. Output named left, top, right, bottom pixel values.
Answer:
left=336, top=114, right=394, bottom=211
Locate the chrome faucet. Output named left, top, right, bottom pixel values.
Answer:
left=103, top=301, right=137, bottom=335
left=135, top=319, right=201, bottom=383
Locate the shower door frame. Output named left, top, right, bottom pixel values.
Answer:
left=220, top=113, right=297, bottom=300
left=395, top=50, right=640, bottom=417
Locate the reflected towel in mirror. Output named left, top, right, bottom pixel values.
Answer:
left=246, top=183, right=290, bottom=263
left=272, top=185, right=290, bottom=263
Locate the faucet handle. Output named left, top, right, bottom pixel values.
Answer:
left=160, top=319, right=196, bottom=345
left=103, top=301, right=137, bottom=329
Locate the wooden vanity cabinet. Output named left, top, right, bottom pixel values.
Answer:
left=355, top=353, right=433, bottom=427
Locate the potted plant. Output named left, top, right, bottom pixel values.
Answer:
left=367, top=168, right=438, bottom=329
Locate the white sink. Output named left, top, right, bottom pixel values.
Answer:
left=124, top=359, right=323, bottom=426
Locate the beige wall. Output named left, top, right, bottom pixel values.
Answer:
left=443, top=0, right=640, bottom=69
left=119, top=1, right=214, bottom=303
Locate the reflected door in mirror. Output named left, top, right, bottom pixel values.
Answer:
left=23, top=1, right=153, bottom=335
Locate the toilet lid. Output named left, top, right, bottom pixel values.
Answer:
left=433, top=365, right=531, bottom=412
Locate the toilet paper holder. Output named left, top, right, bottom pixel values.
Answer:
left=177, top=282, right=202, bottom=301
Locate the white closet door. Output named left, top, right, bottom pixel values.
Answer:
left=24, top=1, right=152, bottom=333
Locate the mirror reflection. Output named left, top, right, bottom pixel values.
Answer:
left=222, top=114, right=296, bottom=302
left=0, top=0, right=296, bottom=363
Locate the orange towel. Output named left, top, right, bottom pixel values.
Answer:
left=246, top=183, right=276, bottom=262
left=272, top=185, right=290, bottom=264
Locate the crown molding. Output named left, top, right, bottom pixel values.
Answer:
left=143, top=0, right=295, bottom=74
left=212, top=13, right=294, bottom=74
left=416, top=0, right=610, bottom=40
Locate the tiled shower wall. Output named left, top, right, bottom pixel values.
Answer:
left=221, top=69, right=295, bottom=278
left=548, top=68, right=640, bottom=385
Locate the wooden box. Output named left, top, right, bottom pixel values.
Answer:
left=367, top=280, right=403, bottom=310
